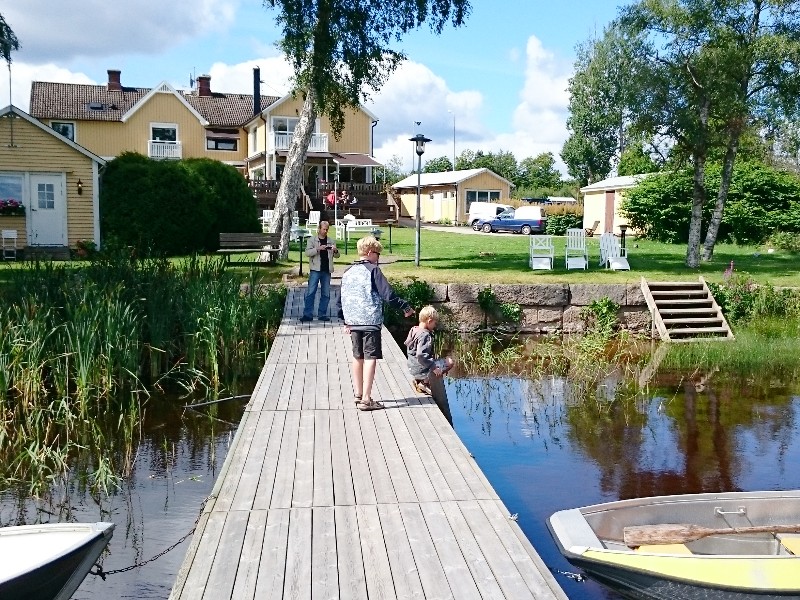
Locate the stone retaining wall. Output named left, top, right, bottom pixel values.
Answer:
left=425, top=283, right=652, bottom=334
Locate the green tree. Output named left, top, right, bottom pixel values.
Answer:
left=423, top=156, right=453, bottom=173
left=0, top=13, right=20, bottom=63
left=561, top=24, right=643, bottom=186
left=618, top=0, right=800, bottom=267
left=372, top=155, right=406, bottom=186
left=518, top=153, right=562, bottom=189
left=264, top=0, right=471, bottom=258
left=617, top=144, right=659, bottom=176
left=457, top=149, right=518, bottom=183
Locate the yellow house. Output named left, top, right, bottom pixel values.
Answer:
left=242, top=91, right=381, bottom=196
left=392, top=168, right=513, bottom=224
left=0, top=105, right=105, bottom=253
left=28, top=68, right=382, bottom=197
left=580, top=174, right=648, bottom=235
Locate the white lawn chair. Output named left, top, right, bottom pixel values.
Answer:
left=565, top=228, right=588, bottom=270
left=599, top=232, right=630, bottom=270
left=529, top=235, right=554, bottom=270
left=2, top=229, right=17, bottom=260
left=307, top=210, right=321, bottom=229
left=289, top=212, right=302, bottom=241
left=260, top=209, right=275, bottom=232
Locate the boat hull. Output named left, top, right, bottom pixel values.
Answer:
left=0, top=522, right=115, bottom=600
left=547, top=490, right=800, bottom=600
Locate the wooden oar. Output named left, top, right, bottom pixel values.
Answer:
left=624, top=523, right=800, bottom=547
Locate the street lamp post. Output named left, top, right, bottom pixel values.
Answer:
left=412, top=121, right=421, bottom=171
left=409, top=133, right=431, bottom=267
left=447, top=111, right=456, bottom=171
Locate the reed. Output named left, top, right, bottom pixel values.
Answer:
left=0, top=253, right=286, bottom=497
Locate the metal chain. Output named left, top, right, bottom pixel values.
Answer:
left=90, top=495, right=214, bottom=580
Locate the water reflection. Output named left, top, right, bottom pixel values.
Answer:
left=0, top=395, right=247, bottom=599
left=445, top=371, right=800, bottom=600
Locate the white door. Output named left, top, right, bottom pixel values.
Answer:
left=432, top=192, right=444, bottom=221
left=29, top=174, right=67, bottom=246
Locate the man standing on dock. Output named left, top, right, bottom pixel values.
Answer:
left=337, top=236, right=414, bottom=411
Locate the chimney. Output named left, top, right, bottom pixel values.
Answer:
left=107, top=69, right=122, bottom=92
left=253, top=67, right=262, bottom=115
left=197, top=74, right=211, bottom=97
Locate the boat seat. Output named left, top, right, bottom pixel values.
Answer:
left=635, top=543, right=693, bottom=555
left=777, top=534, right=800, bottom=555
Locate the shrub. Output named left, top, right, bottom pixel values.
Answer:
left=621, top=162, right=800, bottom=244
left=765, top=231, right=800, bottom=253
left=545, top=213, right=583, bottom=235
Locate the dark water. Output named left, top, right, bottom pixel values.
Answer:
left=444, top=372, right=800, bottom=599
left=0, top=397, right=247, bottom=600
left=2, top=371, right=799, bottom=599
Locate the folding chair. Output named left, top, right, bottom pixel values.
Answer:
left=565, top=228, right=588, bottom=270
left=2, top=229, right=18, bottom=260
left=585, top=220, right=600, bottom=237
left=529, top=235, right=554, bottom=270
left=599, top=232, right=630, bottom=270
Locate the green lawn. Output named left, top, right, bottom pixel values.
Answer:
left=320, top=226, right=800, bottom=286
left=2, top=225, right=796, bottom=286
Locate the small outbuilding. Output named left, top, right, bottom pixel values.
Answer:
left=392, top=168, right=513, bottom=224
left=580, top=174, right=649, bottom=235
left=0, top=105, right=105, bottom=255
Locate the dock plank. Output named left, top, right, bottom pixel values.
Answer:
left=170, top=284, right=567, bottom=600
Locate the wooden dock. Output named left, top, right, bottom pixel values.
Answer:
left=170, top=286, right=567, bottom=599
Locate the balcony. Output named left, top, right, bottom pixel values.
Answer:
left=270, top=132, right=329, bottom=153
left=149, top=140, right=182, bottom=160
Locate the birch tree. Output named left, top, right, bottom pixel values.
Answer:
left=263, top=0, right=471, bottom=258
left=618, top=0, right=800, bottom=267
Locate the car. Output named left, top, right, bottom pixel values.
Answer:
left=476, top=206, right=547, bottom=235
left=467, top=202, right=513, bottom=230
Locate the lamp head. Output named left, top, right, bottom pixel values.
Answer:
left=77, top=179, right=83, bottom=195
left=409, top=133, right=432, bottom=156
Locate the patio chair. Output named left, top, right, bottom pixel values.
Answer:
left=599, top=232, right=630, bottom=270
left=307, top=210, right=321, bottom=229
left=260, top=209, right=275, bottom=232
left=529, top=235, right=554, bottom=270
left=565, top=228, right=588, bottom=270
left=2, top=229, right=17, bottom=260
left=585, top=220, right=600, bottom=237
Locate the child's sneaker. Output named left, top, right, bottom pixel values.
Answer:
left=414, top=380, right=432, bottom=395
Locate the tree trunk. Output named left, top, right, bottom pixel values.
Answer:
left=273, top=89, right=318, bottom=259
left=702, top=132, right=740, bottom=261
left=685, top=97, right=710, bottom=269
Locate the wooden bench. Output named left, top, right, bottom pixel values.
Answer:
left=218, top=232, right=281, bottom=265
left=334, top=218, right=380, bottom=240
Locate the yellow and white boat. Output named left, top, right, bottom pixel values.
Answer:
left=547, top=490, right=800, bottom=599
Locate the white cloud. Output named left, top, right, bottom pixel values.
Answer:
left=371, top=35, right=573, bottom=174
left=1, top=64, right=96, bottom=112
left=4, top=0, right=240, bottom=63
left=208, top=57, right=295, bottom=97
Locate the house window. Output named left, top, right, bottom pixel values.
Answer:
left=0, top=173, right=23, bottom=204
left=272, top=117, right=299, bottom=134
left=151, top=124, right=178, bottom=142
left=466, top=190, right=501, bottom=203
left=51, top=122, right=75, bottom=141
left=37, top=183, right=55, bottom=210
left=206, top=130, right=239, bottom=151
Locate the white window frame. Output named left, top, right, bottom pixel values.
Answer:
left=150, top=122, right=178, bottom=142
left=51, top=121, right=75, bottom=142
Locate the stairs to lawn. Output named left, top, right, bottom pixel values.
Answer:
left=641, top=277, right=734, bottom=342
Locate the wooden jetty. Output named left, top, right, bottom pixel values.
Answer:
left=170, top=287, right=567, bottom=599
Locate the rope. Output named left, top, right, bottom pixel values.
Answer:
left=90, top=495, right=214, bottom=579
left=183, top=394, right=250, bottom=409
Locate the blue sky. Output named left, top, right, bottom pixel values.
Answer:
left=1, top=0, right=623, bottom=172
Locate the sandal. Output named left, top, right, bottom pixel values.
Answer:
left=354, top=394, right=362, bottom=407
left=357, top=399, right=385, bottom=411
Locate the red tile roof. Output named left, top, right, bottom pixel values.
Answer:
left=29, top=81, right=279, bottom=127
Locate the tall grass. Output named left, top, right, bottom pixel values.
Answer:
left=0, top=253, right=286, bottom=496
